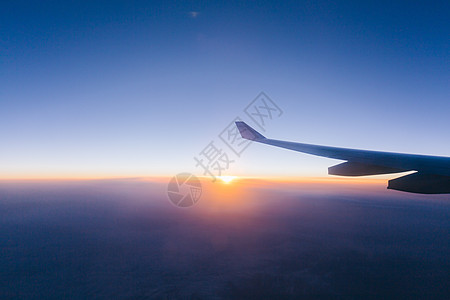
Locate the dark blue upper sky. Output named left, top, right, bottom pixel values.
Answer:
left=1, top=1, right=449, bottom=178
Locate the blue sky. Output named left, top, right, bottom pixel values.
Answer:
left=1, top=0, right=449, bottom=178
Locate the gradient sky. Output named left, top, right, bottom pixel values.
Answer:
left=1, top=0, right=449, bottom=179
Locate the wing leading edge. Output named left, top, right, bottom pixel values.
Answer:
left=235, top=121, right=450, bottom=194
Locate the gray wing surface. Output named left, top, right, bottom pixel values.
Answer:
left=235, top=121, right=450, bottom=194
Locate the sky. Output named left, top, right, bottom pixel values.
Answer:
left=1, top=0, right=449, bottom=179
left=1, top=3, right=449, bottom=297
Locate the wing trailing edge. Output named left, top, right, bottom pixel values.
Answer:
left=328, top=161, right=407, bottom=176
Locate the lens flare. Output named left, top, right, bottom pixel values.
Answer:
left=219, top=176, right=237, bottom=184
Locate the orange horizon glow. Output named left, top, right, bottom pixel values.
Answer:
left=0, top=174, right=388, bottom=185
left=0, top=174, right=425, bottom=211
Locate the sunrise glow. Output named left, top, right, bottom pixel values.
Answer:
left=219, top=176, right=237, bottom=184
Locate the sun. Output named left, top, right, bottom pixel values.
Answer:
left=219, top=176, right=237, bottom=184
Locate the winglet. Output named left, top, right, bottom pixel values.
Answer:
left=235, top=121, right=266, bottom=141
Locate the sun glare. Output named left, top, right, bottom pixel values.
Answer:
left=219, top=176, right=237, bottom=184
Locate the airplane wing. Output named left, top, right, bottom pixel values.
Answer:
left=235, top=121, right=450, bottom=194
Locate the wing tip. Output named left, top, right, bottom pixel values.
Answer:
left=235, top=121, right=266, bottom=141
